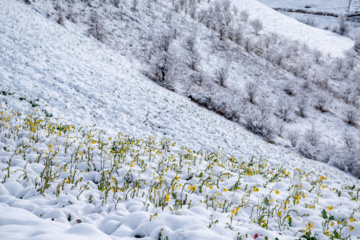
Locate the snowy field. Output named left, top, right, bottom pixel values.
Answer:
left=257, top=0, right=360, bottom=40
left=224, top=0, right=354, bottom=58
left=256, top=0, right=351, bottom=14
left=1, top=0, right=360, bottom=240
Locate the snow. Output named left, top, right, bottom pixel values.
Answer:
left=0, top=0, right=360, bottom=240
left=233, top=0, right=354, bottom=57
left=256, top=0, right=350, bottom=14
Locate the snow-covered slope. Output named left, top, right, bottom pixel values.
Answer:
left=1, top=0, right=360, bottom=240
left=257, top=0, right=350, bottom=14
left=232, top=0, right=354, bottom=57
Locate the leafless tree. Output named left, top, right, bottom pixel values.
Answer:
left=250, top=19, right=263, bottom=35
left=215, top=68, right=228, bottom=87
left=245, top=82, right=257, bottom=104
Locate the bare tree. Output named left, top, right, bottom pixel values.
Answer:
left=287, top=131, right=299, bottom=147
left=250, top=19, right=263, bottom=35
left=304, top=126, right=320, bottom=147
left=276, top=99, right=292, bottom=121
left=215, top=68, right=228, bottom=87
left=239, top=10, right=249, bottom=22
left=344, top=107, right=358, bottom=126
left=337, top=15, right=348, bottom=36
left=354, top=40, right=360, bottom=53
left=245, top=82, right=257, bottom=104
left=89, top=13, right=106, bottom=42
left=296, top=97, right=307, bottom=118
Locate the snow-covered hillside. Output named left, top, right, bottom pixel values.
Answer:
left=257, top=0, right=360, bottom=42
left=20, top=0, right=360, bottom=178
left=1, top=0, right=360, bottom=239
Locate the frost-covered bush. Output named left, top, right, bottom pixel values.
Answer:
left=215, top=68, right=228, bottom=87
left=344, top=107, right=358, bottom=126
left=239, top=10, right=249, bottom=22
left=304, top=127, right=320, bottom=147
left=287, top=131, right=299, bottom=147
left=296, top=97, right=307, bottom=118
left=245, top=115, right=275, bottom=142
left=336, top=15, right=349, bottom=36
left=245, top=82, right=257, bottom=104
left=250, top=19, right=263, bottom=35
left=89, top=13, right=106, bottom=42
left=315, top=94, right=330, bottom=112
left=275, top=99, right=292, bottom=121
left=355, top=40, right=360, bottom=53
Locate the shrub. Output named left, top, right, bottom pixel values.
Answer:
left=344, top=108, right=358, bottom=126
left=287, top=131, right=299, bottom=147
left=215, top=68, right=228, bottom=87
left=245, top=117, right=275, bottom=142
left=239, top=10, right=249, bottom=22
left=304, top=127, right=320, bottom=147
left=245, top=82, right=257, bottom=104
left=250, top=19, right=263, bottom=35
left=275, top=99, right=292, bottom=121
left=354, top=40, right=360, bottom=53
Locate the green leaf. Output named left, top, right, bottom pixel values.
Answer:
left=321, top=209, right=328, bottom=219
left=263, top=197, right=269, bottom=206
left=288, top=216, right=292, bottom=226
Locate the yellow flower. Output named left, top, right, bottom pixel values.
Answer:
left=275, top=190, right=279, bottom=194
left=209, top=186, right=213, bottom=189
left=78, top=152, right=83, bottom=156
left=327, top=206, right=333, bottom=211
left=350, top=226, right=354, bottom=231
left=189, top=185, right=196, bottom=192
left=130, top=164, right=134, bottom=168
left=165, top=194, right=170, bottom=202
left=223, top=188, right=228, bottom=192
left=253, top=187, right=259, bottom=192
left=277, top=212, right=282, bottom=216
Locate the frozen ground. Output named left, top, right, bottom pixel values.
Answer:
left=256, top=0, right=351, bottom=14
left=0, top=0, right=360, bottom=240
left=226, top=0, right=354, bottom=58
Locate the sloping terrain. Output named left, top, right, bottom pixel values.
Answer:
left=0, top=0, right=360, bottom=240
left=20, top=0, right=360, bottom=178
